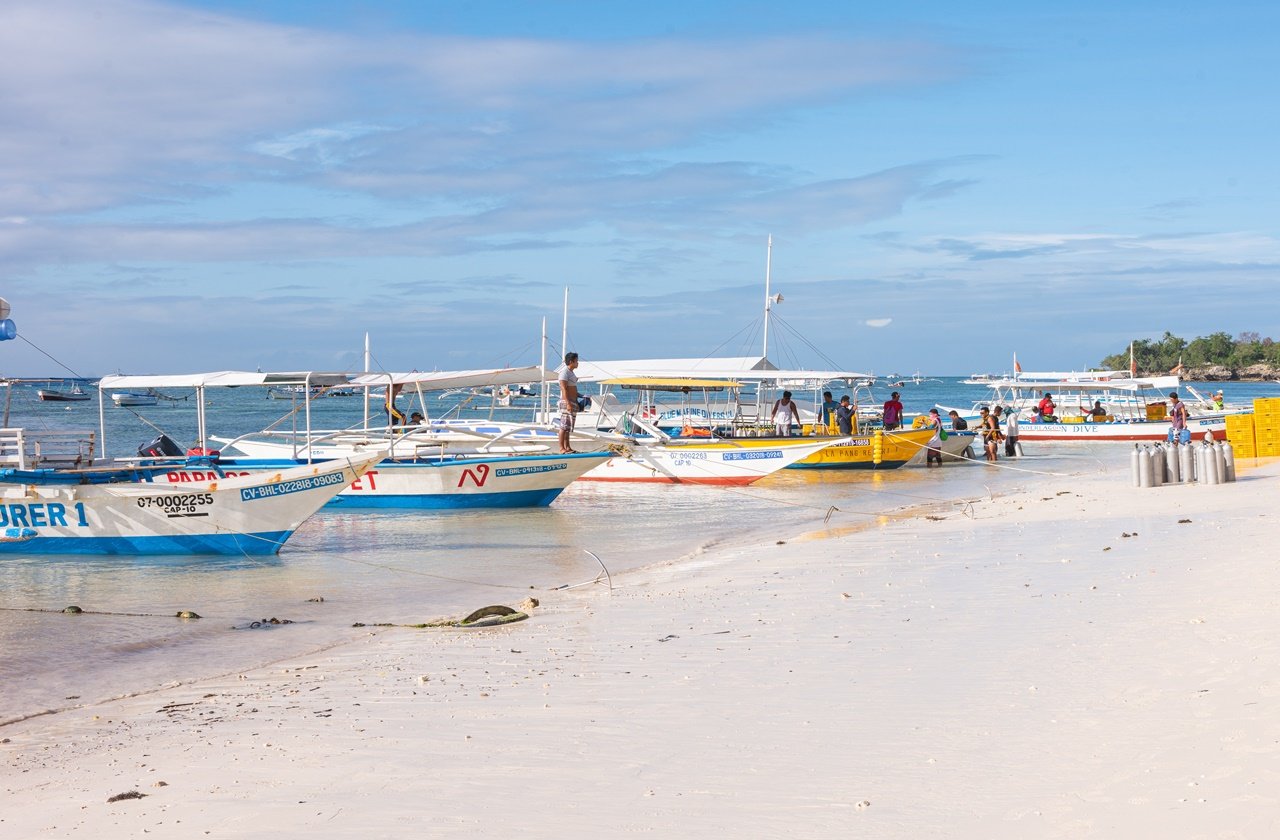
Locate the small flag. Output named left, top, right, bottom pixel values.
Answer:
left=1013, top=352, right=1022, bottom=374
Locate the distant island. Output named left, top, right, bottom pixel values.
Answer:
left=1101, top=332, right=1280, bottom=381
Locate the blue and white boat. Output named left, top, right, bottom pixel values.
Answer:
left=0, top=453, right=381, bottom=555
left=98, top=369, right=612, bottom=509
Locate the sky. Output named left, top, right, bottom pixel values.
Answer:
left=1, top=0, right=1278, bottom=377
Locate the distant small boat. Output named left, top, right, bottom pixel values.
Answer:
left=37, top=386, right=91, bottom=402
left=112, top=391, right=158, bottom=407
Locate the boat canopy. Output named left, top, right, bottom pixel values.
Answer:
left=349, top=366, right=548, bottom=391
left=576, top=357, right=871, bottom=385
left=98, top=371, right=353, bottom=389
left=601, top=377, right=742, bottom=391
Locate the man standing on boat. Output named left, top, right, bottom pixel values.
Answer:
left=882, top=391, right=904, bottom=430
left=556, top=352, right=581, bottom=453
left=835, top=395, right=855, bottom=436
left=770, top=390, right=798, bottom=437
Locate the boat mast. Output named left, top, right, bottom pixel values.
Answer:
left=540, top=316, right=549, bottom=419
left=561, top=287, right=569, bottom=360
left=762, top=234, right=773, bottom=360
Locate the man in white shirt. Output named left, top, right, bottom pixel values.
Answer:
left=556, top=352, right=580, bottom=453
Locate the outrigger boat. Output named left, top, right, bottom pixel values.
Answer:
left=565, top=361, right=953, bottom=470
left=98, top=369, right=613, bottom=510
left=37, top=384, right=91, bottom=402
left=208, top=368, right=829, bottom=487
left=0, top=452, right=380, bottom=555
left=942, top=373, right=1239, bottom=442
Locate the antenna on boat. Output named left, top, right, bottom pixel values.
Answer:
left=364, top=332, right=371, bottom=373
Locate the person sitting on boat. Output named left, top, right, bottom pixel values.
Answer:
left=947, top=409, right=968, bottom=431
left=556, top=351, right=581, bottom=454
left=409, top=411, right=425, bottom=426
left=1167, top=391, right=1190, bottom=444
left=882, top=391, right=904, bottom=431
left=1213, top=390, right=1225, bottom=410
left=835, top=395, right=855, bottom=436
left=1081, top=400, right=1106, bottom=420
left=1038, top=392, right=1057, bottom=423
left=771, top=390, right=798, bottom=437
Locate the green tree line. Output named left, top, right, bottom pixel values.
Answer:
left=1100, top=332, right=1280, bottom=372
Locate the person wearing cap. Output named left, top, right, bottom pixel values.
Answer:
left=1212, top=391, right=1225, bottom=410
left=925, top=408, right=945, bottom=466
left=834, top=394, right=855, bottom=436
left=1003, top=406, right=1021, bottom=457
left=1167, top=391, right=1190, bottom=444
left=1037, top=392, right=1057, bottom=423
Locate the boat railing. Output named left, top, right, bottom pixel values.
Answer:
left=0, top=428, right=97, bottom=469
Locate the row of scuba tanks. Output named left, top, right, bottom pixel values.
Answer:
left=1131, top=440, right=1236, bottom=488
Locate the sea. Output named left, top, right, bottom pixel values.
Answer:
left=3, top=377, right=1278, bottom=724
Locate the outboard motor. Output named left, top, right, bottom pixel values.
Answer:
left=138, top=434, right=183, bottom=458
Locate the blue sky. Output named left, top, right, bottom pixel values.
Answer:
left=1, top=0, right=1277, bottom=377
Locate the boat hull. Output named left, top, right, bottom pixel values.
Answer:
left=1015, top=416, right=1228, bottom=442
left=154, top=452, right=612, bottom=510
left=786, top=428, right=942, bottom=470
left=580, top=437, right=838, bottom=484
left=0, top=456, right=378, bottom=555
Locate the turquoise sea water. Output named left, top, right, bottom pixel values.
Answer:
left=3, top=378, right=1278, bottom=723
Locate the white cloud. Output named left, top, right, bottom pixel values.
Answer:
left=865, top=318, right=893, bottom=328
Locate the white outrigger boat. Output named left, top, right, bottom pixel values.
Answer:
left=941, top=373, right=1239, bottom=443
left=562, top=358, right=961, bottom=471
left=98, top=369, right=613, bottom=510
left=206, top=367, right=834, bottom=487
left=0, top=452, right=380, bottom=556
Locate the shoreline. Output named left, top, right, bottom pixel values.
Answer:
left=5, top=457, right=1280, bottom=837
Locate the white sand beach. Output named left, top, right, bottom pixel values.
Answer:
left=5, top=457, right=1280, bottom=838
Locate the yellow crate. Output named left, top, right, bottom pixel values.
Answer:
left=1256, top=418, right=1280, bottom=435
left=1254, top=397, right=1280, bottom=415
left=1258, top=440, right=1280, bottom=457
left=1228, top=427, right=1256, bottom=447
left=1146, top=403, right=1168, bottom=421
left=1235, top=444, right=1257, bottom=459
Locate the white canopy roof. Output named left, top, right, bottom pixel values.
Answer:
left=349, top=366, right=548, bottom=390
left=574, top=356, right=870, bottom=385
left=98, top=371, right=353, bottom=389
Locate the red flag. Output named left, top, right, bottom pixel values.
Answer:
left=1129, top=342, right=1137, bottom=376
left=1013, top=352, right=1022, bottom=374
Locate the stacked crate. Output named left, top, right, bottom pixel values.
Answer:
left=1226, top=412, right=1257, bottom=457
left=1255, top=397, right=1280, bottom=457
